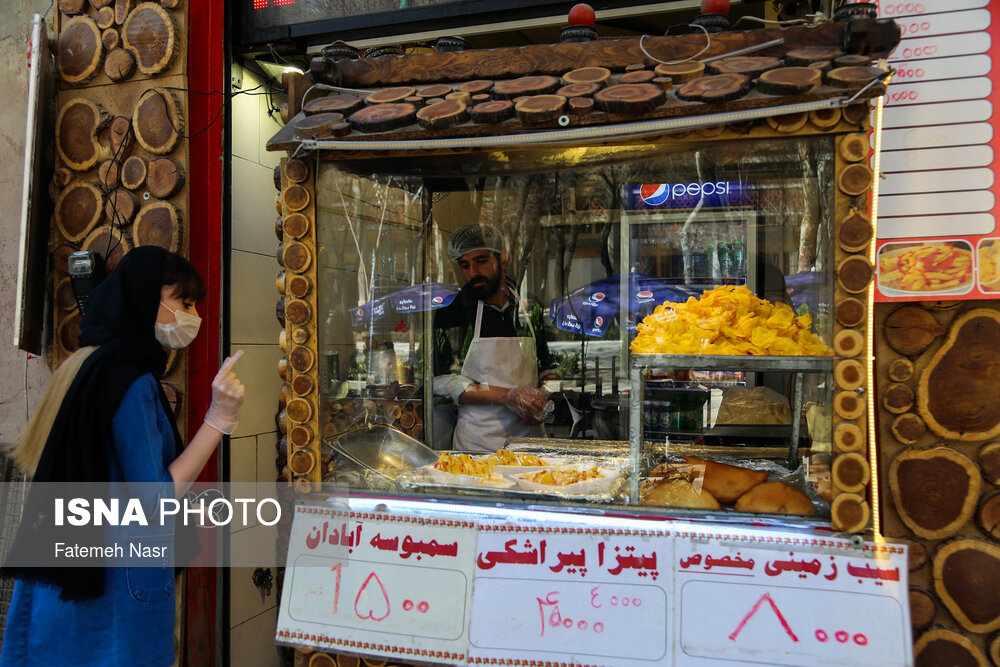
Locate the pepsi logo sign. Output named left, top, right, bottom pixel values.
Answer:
left=595, top=316, right=604, bottom=326
left=592, top=292, right=606, bottom=302
left=432, top=296, right=443, bottom=304
left=639, top=184, right=669, bottom=206
left=635, top=290, right=655, bottom=302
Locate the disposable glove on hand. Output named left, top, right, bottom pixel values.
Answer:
left=204, top=351, right=246, bottom=435
left=504, top=386, right=547, bottom=418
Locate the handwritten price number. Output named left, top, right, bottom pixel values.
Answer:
left=899, top=20, right=931, bottom=36
left=880, top=3, right=925, bottom=16
left=326, top=562, right=429, bottom=622
left=815, top=629, right=868, bottom=646
left=888, top=89, right=920, bottom=104
left=900, top=45, right=937, bottom=60
left=729, top=593, right=869, bottom=649
left=894, top=67, right=925, bottom=81
left=537, top=591, right=606, bottom=638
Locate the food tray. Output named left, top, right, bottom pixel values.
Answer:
left=327, top=424, right=440, bottom=481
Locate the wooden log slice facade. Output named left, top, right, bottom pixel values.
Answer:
left=839, top=132, right=868, bottom=162
left=104, top=47, right=136, bottom=81
left=99, top=158, right=123, bottom=191
left=593, top=83, right=664, bottom=113
left=676, top=74, right=751, bottom=103
left=348, top=103, right=417, bottom=133
left=417, top=99, right=469, bottom=129
left=133, top=200, right=181, bottom=252
left=365, top=87, right=415, bottom=105
left=838, top=209, right=873, bottom=252
left=57, top=98, right=109, bottom=171
left=81, top=226, right=129, bottom=271
left=96, top=8, right=114, bottom=30
left=891, top=413, right=927, bottom=446
left=834, top=359, right=864, bottom=391
left=146, top=156, right=185, bottom=198
left=909, top=586, right=937, bottom=630
left=890, top=446, right=981, bottom=539
left=835, top=297, right=866, bottom=328
left=562, top=67, right=610, bottom=87
left=282, top=212, right=309, bottom=239
left=514, top=95, right=565, bottom=124
left=105, top=187, right=140, bottom=226
left=918, top=309, right=1000, bottom=441
left=887, top=357, right=914, bottom=382
left=120, top=155, right=147, bottom=189
left=933, top=538, right=1000, bottom=633
left=653, top=61, right=704, bottom=82
left=913, top=629, right=989, bottom=667
left=884, top=305, right=944, bottom=356
left=837, top=255, right=873, bottom=293
left=294, top=112, right=346, bottom=139
left=883, top=382, right=915, bottom=415
left=303, top=94, right=364, bottom=116
left=121, top=2, right=176, bottom=75
left=838, top=163, right=873, bottom=196
left=58, top=16, right=103, bottom=85
left=619, top=70, right=655, bottom=84
left=132, top=87, right=182, bottom=154
left=470, top=100, right=513, bottom=124
left=831, top=492, right=868, bottom=532
left=978, top=490, right=1000, bottom=540
left=492, top=75, right=560, bottom=100
left=979, top=442, right=1000, bottom=485
left=114, top=0, right=134, bottom=26
left=55, top=181, right=104, bottom=241
left=827, top=65, right=884, bottom=89
left=756, top=67, right=822, bottom=95
left=784, top=46, right=844, bottom=66
left=706, top=56, right=780, bottom=78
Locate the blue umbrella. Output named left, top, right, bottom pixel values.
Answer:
left=548, top=274, right=705, bottom=337
left=351, top=282, right=460, bottom=327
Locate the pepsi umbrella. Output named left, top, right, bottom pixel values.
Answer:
left=548, top=274, right=704, bottom=337
left=350, top=282, right=460, bottom=327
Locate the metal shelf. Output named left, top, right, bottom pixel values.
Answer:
left=631, top=354, right=834, bottom=373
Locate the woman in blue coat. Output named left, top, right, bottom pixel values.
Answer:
left=1, top=246, right=245, bottom=666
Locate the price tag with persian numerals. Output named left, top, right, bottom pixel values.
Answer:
left=469, top=521, right=673, bottom=667
left=276, top=505, right=478, bottom=665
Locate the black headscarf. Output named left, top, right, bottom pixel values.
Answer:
left=4, top=246, right=184, bottom=600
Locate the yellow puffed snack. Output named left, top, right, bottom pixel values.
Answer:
left=630, top=285, right=832, bottom=356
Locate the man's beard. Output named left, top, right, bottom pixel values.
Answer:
left=469, top=272, right=502, bottom=300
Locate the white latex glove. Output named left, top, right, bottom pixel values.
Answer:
left=504, top=386, right=547, bottom=419
left=204, top=350, right=246, bottom=435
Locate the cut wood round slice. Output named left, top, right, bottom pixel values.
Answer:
left=52, top=243, right=78, bottom=274
left=891, top=413, right=926, bottom=446
left=291, top=374, right=314, bottom=397
left=835, top=297, right=866, bottom=328
left=146, top=156, right=185, bottom=198
left=676, top=74, right=751, bottom=103
left=890, top=446, right=981, bottom=539
left=81, top=226, right=129, bottom=271
left=307, top=651, right=335, bottom=667
left=978, top=490, right=1000, bottom=541
left=699, top=124, right=724, bottom=138
left=835, top=54, right=872, bottom=68
left=286, top=274, right=311, bottom=299
left=285, top=397, right=313, bottom=423
left=557, top=82, right=600, bottom=98
left=417, top=84, right=452, bottom=99
left=283, top=241, right=312, bottom=273
left=838, top=163, right=873, bottom=196
left=282, top=212, right=309, bottom=239
left=457, top=80, right=493, bottom=95
left=990, top=633, right=1000, bottom=667
left=282, top=185, right=310, bottom=212
left=284, top=299, right=311, bottom=326
left=594, top=83, right=665, bottom=113
left=833, top=329, right=864, bottom=357
left=839, top=132, right=868, bottom=163
left=784, top=46, right=844, bottom=66
left=514, top=95, right=566, bottom=124
left=884, top=305, right=944, bottom=356
left=105, top=187, right=140, bottom=226
left=58, top=17, right=103, bottom=85
left=766, top=112, right=807, bottom=133
left=918, top=309, right=1000, bottom=441
left=827, top=66, right=884, bottom=90
left=417, top=98, right=469, bottom=129
left=888, top=357, right=914, bottom=382
left=288, top=424, right=313, bottom=448
left=834, top=390, right=865, bottom=420
left=98, top=159, right=121, bottom=190
left=114, top=0, right=134, bottom=26
left=96, top=7, right=115, bottom=30
left=654, top=61, right=704, bottom=83
left=122, top=2, right=176, bottom=75
left=55, top=276, right=77, bottom=312
left=160, top=0, right=181, bottom=11
left=284, top=159, right=309, bottom=184
left=120, top=155, right=147, bottom=189
left=833, top=451, right=870, bottom=492
left=756, top=67, right=821, bottom=95
left=707, top=56, right=781, bottom=78
left=809, top=107, right=841, bottom=129
left=289, top=345, right=314, bottom=373
left=56, top=181, right=105, bottom=241
left=302, top=94, right=364, bottom=116
left=109, top=115, right=134, bottom=160
left=834, top=421, right=863, bottom=453
left=445, top=90, right=472, bottom=105
left=492, top=75, right=561, bottom=100
left=290, top=327, right=309, bottom=345
left=834, top=358, right=864, bottom=390
left=294, top=112, right=345, bottom=139
left=469, top=100, right=513, bottom=124
left=59, top=0, right=85, bottom=14
left=933, top=538, right=1000, bottom=633
left=652, top=76, right=673, bottom=91
left=365, top=87, right=416, bottom=105
left=979, top=442, right=1000, bottom=485
left=562, top=67, right=610, bottom=87
left=57, top=98, right=109, bottom=171
left=619, top=70, right=655, bottom=84
left=900, top=537, right=929, bottom=571
left=914, top=628, right=989, bottom=667
left=348, top=102, right=417, bottom=133
left=831, top=492, right=868, bottom=533
left=275, top=269, right=285, bottom=294
left=58, top=312, right=83, bottom=355
left=470, top=94, right=490, bottom=103
left=909, top=587, right=936, bottom=630
left=839, top=208, right=873, bottom=252
left=837, top=255, right=873, bottom=293
left=842, top=103, right=870, bottom=125
left=288, top=448, right=316, bottom=476
left=132, top=87, right=183, bottom=155
left=568, top=97, right=593, bottom=115
left=133, top=200, right=181, bottom=252
left=883, top=382, right=915, bottom=414
left=53, top=168, right=74, bottom=189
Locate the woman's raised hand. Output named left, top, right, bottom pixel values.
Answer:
left=204, top=350, right=246, bottom=434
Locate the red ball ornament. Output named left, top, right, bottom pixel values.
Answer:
left=700, top=0, right=730, bottom=14
left=568, top=3, right=596, bottom=26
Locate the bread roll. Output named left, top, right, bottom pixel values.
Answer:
left=734, top=481, right=816, bottom=516
left=641, top=478, right=721, bottom=509
left=681, top=456, right=768, bottom=504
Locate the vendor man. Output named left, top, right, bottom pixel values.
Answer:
left=433, top=224, right=549, bottom=452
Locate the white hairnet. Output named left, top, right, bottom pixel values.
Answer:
left=447, top=224, right=505, bottom=262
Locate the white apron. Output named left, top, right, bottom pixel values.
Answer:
left=452, top=298, right=541, bottom=452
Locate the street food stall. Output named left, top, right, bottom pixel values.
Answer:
left=264, top=10, right=918, bottom=666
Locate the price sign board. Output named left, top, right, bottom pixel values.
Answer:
left=873, top=0, right=1000, bottom=301
left=672, top=528, right=911, bottom=666
left=276, top=505, right=478, bottom=665
left=468, top=522, right=673, bottom=666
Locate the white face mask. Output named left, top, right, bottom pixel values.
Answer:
left=155, top=301, right=202, bottom=349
